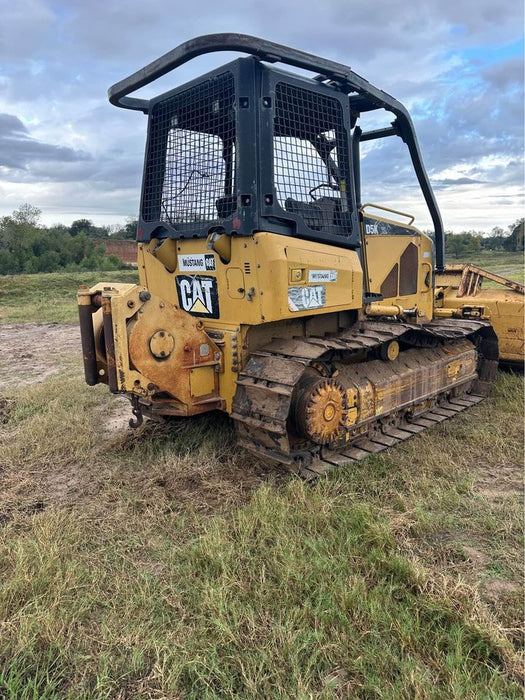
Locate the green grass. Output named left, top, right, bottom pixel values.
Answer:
left=0, top=270, right=139, bottom=324
left=0, top=366, right=523, bottom=698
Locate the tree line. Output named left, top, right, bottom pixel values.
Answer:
left=0, top=204, right=522, bottom=276
left=443, top=219, right=524, bottom=259
left=0, top=205, right=137, bottom=275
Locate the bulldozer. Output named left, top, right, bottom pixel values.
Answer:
left=435, top=264, right=523, bottom=367
left=78, top=34, right=506, bottom=477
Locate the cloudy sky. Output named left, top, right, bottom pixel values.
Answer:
left=0, top=0, right=523, bottom=233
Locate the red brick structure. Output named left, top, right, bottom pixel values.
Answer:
left=103, top=239, right=137, bottom=266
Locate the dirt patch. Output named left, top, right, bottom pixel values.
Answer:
left=0, top=323, right=283, bottom=520
left=0, top=323, right=81, bottom=391
left=101, top=394, right=136, bottom=435
left=473, top=463, right=523, bottom=501
left=483, top=579, right=521, bottom=599
left=462, top=545, right=490, bottom=567
left=107, top=452, right=285, bottom=518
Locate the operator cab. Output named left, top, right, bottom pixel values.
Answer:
left=139, top=58, right=360, bottom=248
left=110, top=34, right=445, bottom=270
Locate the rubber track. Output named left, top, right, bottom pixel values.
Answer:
left=231, top=318, right=498, bottom=478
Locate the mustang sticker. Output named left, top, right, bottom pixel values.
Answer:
left=308, top=269, right=338, bottom=283
left=178, top=253, right=216, bottom=272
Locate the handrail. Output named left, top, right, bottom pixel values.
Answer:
left=360, top=203, right=415, bottom=226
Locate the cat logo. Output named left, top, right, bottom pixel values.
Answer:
left=288, top=285, right=326, bottom=312
left=176, top=275, right=220, bottom=319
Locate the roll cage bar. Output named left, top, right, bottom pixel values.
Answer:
left=109, top=33, right=445, bottom=270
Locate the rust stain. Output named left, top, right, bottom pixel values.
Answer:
left=128, top=296, right=221, bottom=411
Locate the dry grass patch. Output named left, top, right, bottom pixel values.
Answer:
left=0, top=376, right=278, bottom=522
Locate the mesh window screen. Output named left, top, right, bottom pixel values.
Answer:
left=274, top=82, right=349, bottom=233
left=143, top=73, right=236, bottom=224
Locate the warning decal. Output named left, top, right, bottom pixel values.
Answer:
left=288, top=285, right=326, bottom=312
left=176, top=275, right=219, bottom=318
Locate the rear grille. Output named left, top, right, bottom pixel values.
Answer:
left=143, top=72, right=236, bottom=225
left=273, top=82, right=349, bottom=234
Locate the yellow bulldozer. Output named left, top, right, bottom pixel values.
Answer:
left=436, top=264, right=523, bottom=366
left=78, top=34, right=521, bottom=477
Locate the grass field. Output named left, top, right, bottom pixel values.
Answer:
left=456, top=251, right=524, bottom=285
left=0, top=258, right=523, bottom=698
left=0, top=270, right=139, bottom=324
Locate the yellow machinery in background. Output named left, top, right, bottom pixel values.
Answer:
left=78, top=35, right=504, bottom=477
left=435, top=264, right=523, bottom=367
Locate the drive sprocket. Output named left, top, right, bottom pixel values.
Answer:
left=291, top=375, right=347, bottom=445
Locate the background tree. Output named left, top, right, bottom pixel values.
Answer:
left=69, top=218, right=95, bottom=237
left=503, top=219, right=524, bottom=252
left=0, top=203, right=521, bottom=276
left=0, top=204, right=126, bottom=274
left=69, top=219, right=110, bottom=239
left=445, top=231, right=483, bottom=259
left=112, top=217, right=139, bottom=239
